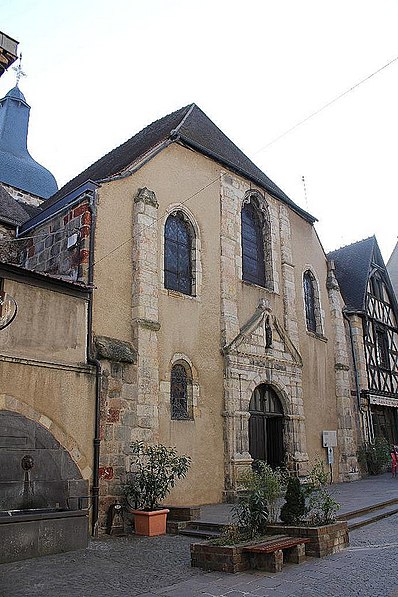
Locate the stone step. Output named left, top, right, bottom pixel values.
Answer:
left=344, top=503, right=398, bottom=530
left=337, top=497, right=398, bottom=521
left=179, top=527, right=221, bottom=539
left=184, top=520, right=225, bottom=533
left=180, top=498, right=398, bottom=538
left=178, top=520, right=225, bottom=538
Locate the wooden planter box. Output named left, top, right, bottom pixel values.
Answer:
left=266, top=521, right=349, bottom=557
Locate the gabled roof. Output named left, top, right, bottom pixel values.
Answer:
left=0, top=184, right=41, bottom=226
left=328, top=236, right=391, bottom=312
left=45, top=104, right=316, bottom=224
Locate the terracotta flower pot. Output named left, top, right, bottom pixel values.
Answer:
left=132, top=508, right=170, bottom=536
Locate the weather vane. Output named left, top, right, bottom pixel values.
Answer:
left=13, top=53, right=27, bottom=87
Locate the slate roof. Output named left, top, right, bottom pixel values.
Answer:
left=45, top=104, right=316, bottom=224
left=328, top=236, right=379, bottom=311
left=0, top=185, right=41, bottom=226
left=0, top=86, right=58, bottom=199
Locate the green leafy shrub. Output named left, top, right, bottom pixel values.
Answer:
left=357, top=436, right=390, bottom=475
left=280, top=477, right=306, bottom=525
left=239, top=461, right=287, bottom=523
left=124, top=441, right=191, bottom=511
left=304, top=459, right=340, bottom=525
left=307, top=488, right=340, bottom=525
left=209, top=524, right=247, bottom=546
left=233, top=488, right=269, bottom=539
left=233, top=461, right=287, bottom=538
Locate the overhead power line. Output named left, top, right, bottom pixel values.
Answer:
left=254, top=54, right=398, bottom=154
left=17, top=54, right=398, bottom=269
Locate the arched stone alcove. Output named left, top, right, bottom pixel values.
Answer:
left=0, top=411, right=87, bottom=511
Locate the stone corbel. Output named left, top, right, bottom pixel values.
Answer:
left=94, top=335, right=137, bottom=363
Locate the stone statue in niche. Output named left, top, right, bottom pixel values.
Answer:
left=265, top=315, right=272, bottom=348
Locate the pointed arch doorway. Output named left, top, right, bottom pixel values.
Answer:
left=248, top=384, right=285, bottom=468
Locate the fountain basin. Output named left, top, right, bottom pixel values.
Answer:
left=0, top=508, right=88, bottom=563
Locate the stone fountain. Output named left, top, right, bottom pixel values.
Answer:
left=0, top=411, right=89, bottom=563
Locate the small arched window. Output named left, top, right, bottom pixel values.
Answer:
left=303, top=270, right=318, bottom=333
left=164, top=212, right=193, bottom=295
left=170, top=362, right=193, bottom=420
left=241, top=201, right=266, bottom=287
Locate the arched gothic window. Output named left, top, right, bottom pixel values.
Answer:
left=170, top=362, right=193, bottom=420
left=303, top=270, right=320, bottom=334
left=164, top=212, right=193, bottom=295
left=241, top=200, right=266, bottom=287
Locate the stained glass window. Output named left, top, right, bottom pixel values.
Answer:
left=170, top=363, right=192, bottom=420
left=164, top=213, right=192, bottom=295
left=241, top=202, right=266, bottom=286
left=303, top=270, right=317, bottom=333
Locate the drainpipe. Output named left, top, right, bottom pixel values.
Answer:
left=85, top=189, right=101, bottom=536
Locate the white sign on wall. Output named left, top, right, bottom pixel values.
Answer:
left=322, top=430, right=337, bottom=448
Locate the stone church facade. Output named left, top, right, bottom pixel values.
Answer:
left=0, top=92, right=360, bottom=526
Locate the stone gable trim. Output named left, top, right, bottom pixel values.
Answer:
left=223, top=299, right=271, bottom=354
left=273, top=318, right=303, bottom=366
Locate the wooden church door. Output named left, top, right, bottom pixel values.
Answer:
left=249, top=384, right=284, bottom=468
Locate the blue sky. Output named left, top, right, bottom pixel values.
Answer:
left=2, top=0, right=398, bottom=260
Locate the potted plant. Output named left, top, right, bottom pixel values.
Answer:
left=357, top=436, right=390, bottom=475
left=125, top=441, right=191, bottom=536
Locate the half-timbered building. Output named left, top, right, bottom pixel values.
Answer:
left=329, top=237, right=398, bottom=445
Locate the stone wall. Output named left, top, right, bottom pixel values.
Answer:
left=0, top=268, right=95, bottom=512
left=267, top=520, right=349, bottom=557
left=21, top=197, right=92, bottom=283
left=94, top=336, right=137, bottom=528
left=0, top=223, right=19, bottom=264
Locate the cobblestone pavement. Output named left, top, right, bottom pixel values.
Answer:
left=1, top=515, right=398, bottom=597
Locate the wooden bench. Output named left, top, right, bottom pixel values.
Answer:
left=242, top=535, right=311, bottom=573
